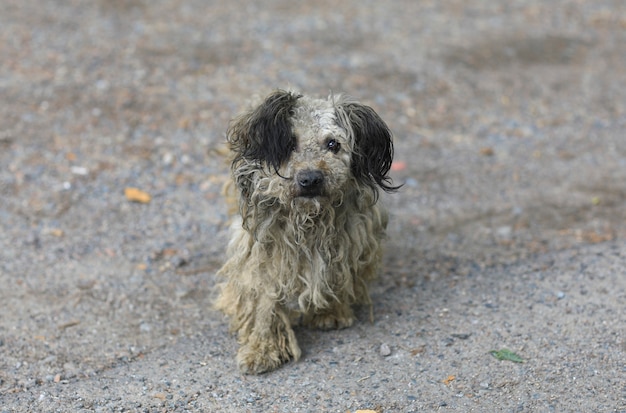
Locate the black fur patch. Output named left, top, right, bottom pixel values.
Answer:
left=229, top=90, right=302, bottom=172
left=337, top=102, right=400, bottom=195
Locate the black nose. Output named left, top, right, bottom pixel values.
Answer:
left=297, top=170, right=324, bottom=192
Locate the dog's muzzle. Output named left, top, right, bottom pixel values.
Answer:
left=296, top=169, right=325, bottom=198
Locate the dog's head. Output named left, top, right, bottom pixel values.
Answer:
left=228, top=90, right=399, bottom=213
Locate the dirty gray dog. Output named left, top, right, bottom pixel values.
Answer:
left=216, top=90, right=399, bottom=374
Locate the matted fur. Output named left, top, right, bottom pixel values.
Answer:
left=216, top=90, right=398, bottom=374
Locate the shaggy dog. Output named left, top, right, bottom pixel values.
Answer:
left=216, top=90, right=398, bottom=374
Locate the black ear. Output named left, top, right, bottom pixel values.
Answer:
left=336, top=100, right=400, bottom=195
left=228, top=90, right=301, bottom=172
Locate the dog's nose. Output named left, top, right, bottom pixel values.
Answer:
left=297, top=170, right=324, bottom=191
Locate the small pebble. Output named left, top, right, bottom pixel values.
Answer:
left=162, top=152, right=174, bottom=165
left=496, top=226, right=512, bottom=238
left=380, top=343, right=391, bottom=357
left=71, top=166, right=89, bottom=176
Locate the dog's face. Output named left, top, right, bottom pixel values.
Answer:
left=228, top=90, right=398, bottom=211
left=282, top=98, right=353, bottom=200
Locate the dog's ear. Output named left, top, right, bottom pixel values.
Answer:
left=336, top=100, right=400, bottom=195
left=228, top=90, right=301, bottom=173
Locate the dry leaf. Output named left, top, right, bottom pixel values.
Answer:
left=410, top=346, right=425, bottom=356
left=490, top=348, right=524, bottom=363
left=210, top=145, right=231, bottom=157
left=49, top=228, right=64, bottom=237
left=581, top=230, right=614, bottom=244
left=58, top=320, right=80, bottom=330
left=443, top=375, right=456, bottom=385
left=178, top=116, right=191, bottom=129
left=390, top=160, right=407, bottom=171
left=479, top=147, right=494, bottom=156
left=124, top=187, right=151, bottom=203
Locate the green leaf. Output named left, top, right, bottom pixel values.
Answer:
left=490, top=348, right=524, bottom=363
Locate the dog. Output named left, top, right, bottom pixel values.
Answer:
left=216, top=90, right=399, bottom=374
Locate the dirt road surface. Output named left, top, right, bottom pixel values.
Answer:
left=1, top=1, right=625, bottom=411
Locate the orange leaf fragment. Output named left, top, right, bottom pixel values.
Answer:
left=125, top=187, right=151, bottom=204
left=443, top=375, right=456, bottom=385
left=49, top=228, right=64, bottom=237
left=390, top=161, right=407, bottom=171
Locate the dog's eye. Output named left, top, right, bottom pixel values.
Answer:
left=326, top=139, right=341, bottom=154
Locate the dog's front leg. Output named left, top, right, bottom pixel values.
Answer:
left=235, top=296, right=301, bottom=374
left=303, top=299, right=355, bottom=330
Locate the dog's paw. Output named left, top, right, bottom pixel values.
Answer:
left=306, top=312, right=354, bottom=330
left=237, top=336, right=301, bottom=374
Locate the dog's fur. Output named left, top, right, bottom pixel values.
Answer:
left=216, top=90, right=398, bottom=374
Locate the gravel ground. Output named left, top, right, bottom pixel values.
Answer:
left=1, top=1, right=625, bottom=412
